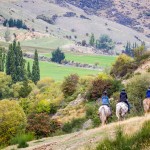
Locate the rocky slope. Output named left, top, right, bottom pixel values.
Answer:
left=57, top=0, right=150, bottom=37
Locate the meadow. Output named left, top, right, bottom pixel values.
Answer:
left=44, top=53, right=116, bottom=67
left=26, top=59, right=100, bottom=81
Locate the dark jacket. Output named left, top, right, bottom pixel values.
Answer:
left=146, top=89, right=150, bottom=98
left=120, top=91, right=128, bottom=102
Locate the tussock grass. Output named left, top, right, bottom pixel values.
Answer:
left=96, top=120, right=150, bottom=150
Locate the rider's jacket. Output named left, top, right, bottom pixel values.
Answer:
left=102, top=96, right=110, bottom=105
left=120, top=91, right=128, bottom=102
left=146, top=89, right=150, bottom=98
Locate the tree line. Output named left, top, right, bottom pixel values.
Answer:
left=3, top=18, right=28, bottom=29
left=1, top=41, right=40, bottom=84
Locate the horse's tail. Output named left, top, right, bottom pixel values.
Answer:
left=143, top=99, right=150, bottom=113
left=100, top=107, right=106, bottom=125
left=116, top=104, right=122, bottom=120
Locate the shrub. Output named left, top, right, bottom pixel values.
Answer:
left=62, top=118, right=85, bottom=133
left=96, top=120, right=150, bottom=150
left=87, top=74, right=112, bottom=100
left=62, top=74, right=79, bottom=97
left=10, top=132, right=34, bottom=148
left=37, top=78, right=54, bottom=89
left=0, top=73, right=12, bottom=99
left=85, top=102, right=100, bottom=127
left=27, top=113, right=60, bottom=138
left=126, top=73, right=150, bottom=114
left=0, top=100, right=27, bottom=145
left=36, top=99, right=51, bottom=113
left=27, top=113, right=51, bottom=137
left=110, top=54, right=136, bottom=78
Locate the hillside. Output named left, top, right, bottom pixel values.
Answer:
left=5, top=114, right=150, bottom=150
left=0, top=0, right=150, bottom=52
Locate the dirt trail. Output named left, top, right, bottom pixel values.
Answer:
left=5, top=114, right=150, bottom=150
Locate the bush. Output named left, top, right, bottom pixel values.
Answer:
left=87, top=73, right=112, bottom=100
left=27, top=113, right=61, bottom=138
left=0, top=73, right=12, bottom=99
left=96, top=120, right=150, bottom=150
left=62, top=118, right=85, bottom=133
left=10, top=132, right=34, bottom=148
left=0, top=100, right=27, bottom=145
left=27, top=113, right=51, bottom=137
left=85, top=102, right=100, bottom=127
left=37, top=78, right=54, bottom=89
left=110, top=54, right=136, bottom=78
left=62, top=74, right=79, bottom=97
left=126, top=73, right=150, bottom=114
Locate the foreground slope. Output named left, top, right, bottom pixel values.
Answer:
left=6, top=114, right=150, bottom=150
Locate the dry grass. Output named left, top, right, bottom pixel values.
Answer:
left=5, top=114, right=150, bottom=150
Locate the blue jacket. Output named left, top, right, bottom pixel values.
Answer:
left=102, top=96, right=110, bottom=105
left=146, top=89, right=150, bottom=98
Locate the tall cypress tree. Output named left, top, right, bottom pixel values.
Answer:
left=0, top=48, right=5, bottom=72
left=6, top=41, right=25, bottom=82
left=27, top=62, right=32, bottom=80
left=32, top=50, right=40, bottom=84
left=89, top=33, right=95, bottom=46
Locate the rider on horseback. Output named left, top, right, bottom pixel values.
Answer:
left=101, top=91, right=112, bottom=116
left=146, top=87, right=150, bottom=98
left=102, top=91, right=110, bottom=106
left=119, top=89, right=130, bottom=113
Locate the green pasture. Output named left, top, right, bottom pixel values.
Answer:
left=44, top=53, right=116, bottom=67
left=26, top=59, right=100, bottom=81
left=21, top=36, right=73, bottom=49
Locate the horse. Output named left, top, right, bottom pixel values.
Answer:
left=98, top=105, right=111, bottom=125
left=116, top=102, right=128, bottom=121
left=143, top=98, right=150, bottom=115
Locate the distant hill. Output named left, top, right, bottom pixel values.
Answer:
left=0, top=0, right=150, bottom=52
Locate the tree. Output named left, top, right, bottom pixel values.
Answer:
left=51, top=48, right=65, bottom=64
left=27, top=62, right=32, bottom=80
left=97, top=34, right=115, bottom=51
left=89, top=33, right=95, bottom=46
left=6, top=41, right=26, bottom=82
left=19, top=80, right=32, bottom=98
left=4, top=23, right=11, bottom=42
left=0, top=47, right=5, bottom=72
left=0, top=100, right=27, bottom=144
left=32, top=50, right=40, bottom=84
left=62, top=74, right=79, bottom=97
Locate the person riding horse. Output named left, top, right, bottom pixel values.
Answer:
left=146, top=87, right=150, bottom=98
left=119, top=89, right=130, bottom=113
left=101, top=91, right=112, bottom=115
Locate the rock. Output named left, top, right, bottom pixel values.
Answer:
left=63, top=12, right=76, bottom=17
left=82, top=119, right=93, bottom=129
left=68, top=94, right=86, bottom=107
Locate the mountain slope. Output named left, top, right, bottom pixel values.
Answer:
left=5, top=114, right=150, bottom=150
left=0, top=0, right=150, bottom=52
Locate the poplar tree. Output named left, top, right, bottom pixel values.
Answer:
left=27, top=62, right=32, bottom=80
left=89, top=33, right=95, bottom=46
left=32, top=50, right=40, bottom=84
left=6, top=41, right=25, bottom=82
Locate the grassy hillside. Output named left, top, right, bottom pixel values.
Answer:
left=44, top=53, right=116, bottom=67
left=26, top=59, right=100, bottom=81
left=5, top=114, right=150, bottom=150
left=0, top=0, right=150, bottom=52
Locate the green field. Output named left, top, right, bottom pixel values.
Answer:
left=44, top=53, right=116, bottom=67
left=27, top=59, right=100, bottom=81
left=21, top=37, right=73, bottom=49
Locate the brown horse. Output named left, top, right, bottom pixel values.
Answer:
left=143, top=98, right=150, bottom=114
